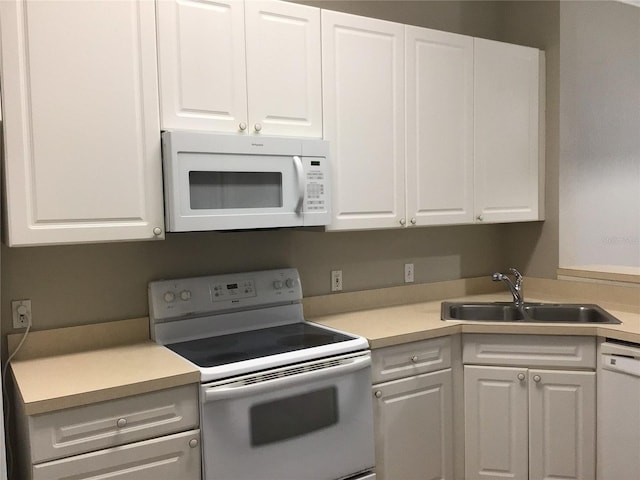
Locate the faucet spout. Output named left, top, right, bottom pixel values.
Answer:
left=492, top=268, right=524, bottom=306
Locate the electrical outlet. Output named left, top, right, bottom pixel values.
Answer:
left=404, top=263, right=414, bottom=283
left=331, top=270, right=343, bottom=292
left=12, top=299, right=32, bottom=329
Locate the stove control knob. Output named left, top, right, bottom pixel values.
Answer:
left=285, top=278, right=296, bottom=288
left=180, top=290, right=192, bottom=301
left=163, top=291, right=176, bottom=303
left=273, top=280, right=284, bottom=290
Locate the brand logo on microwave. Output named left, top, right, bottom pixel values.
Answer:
left=251, top=143, right=264, bottom=147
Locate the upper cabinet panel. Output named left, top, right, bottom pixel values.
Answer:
left=322, top=11, right=406, bottom=230
left=156, top=0, right=248, bottom=133
left=474, top=38, right=544, bottom=223
left=0, top=0, right=164, bottom=246
left=245, top=1, right=322, bottom=137
left=157, top=0, right=322, bottom=137
left=405, top=26, right=474, bottom=226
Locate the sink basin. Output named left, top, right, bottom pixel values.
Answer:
left=521, top=304, right=621, bottom=323
left=442, top=302, right=622, bottom=324
left=445, top=302, right=525, bottom=321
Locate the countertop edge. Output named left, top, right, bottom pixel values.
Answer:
left=21, top=371, right=201, bottom=416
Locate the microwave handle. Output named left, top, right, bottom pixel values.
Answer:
left=293, top=156, right=305, bottom=214
left=203, top=354, right=370, bottom=403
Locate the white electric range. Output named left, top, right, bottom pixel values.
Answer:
left=149, top=268, right=376, bottom=480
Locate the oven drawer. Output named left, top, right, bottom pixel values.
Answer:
left=25, top=384, right=199, bottom=464
left=371, top=336, right=452, bottom=384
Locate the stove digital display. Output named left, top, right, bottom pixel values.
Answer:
left=211, top=280, right=256, bottom=301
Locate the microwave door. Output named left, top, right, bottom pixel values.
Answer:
left=173, top=152, right=304, bottom=231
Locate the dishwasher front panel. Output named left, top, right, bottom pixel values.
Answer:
left=598, top=341, right=640, bottom=480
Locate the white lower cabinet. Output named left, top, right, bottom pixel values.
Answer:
left=463, top=335, right=596, bottom=480
left=32, top=429, right=201, bottom=480
left=372, top=337, right=454, bottom=480
left=16, top=384, right=201, bottom=480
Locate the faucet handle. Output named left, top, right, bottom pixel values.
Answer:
left=509, top=268, right=523, bottom=287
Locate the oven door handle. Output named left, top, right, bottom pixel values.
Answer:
left=293, top=155, right=305, bottom=215
left=203, top=354, right=370, bottom=403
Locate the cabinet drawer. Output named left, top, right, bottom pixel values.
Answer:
left=28, top=384, right=199, bottom=463
left=32, top=429, right=201, bottom=480
left=372, top=336, right=451, bottom=384
left=463, top=334, right=596, bottom=368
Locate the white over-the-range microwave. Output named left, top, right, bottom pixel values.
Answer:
left=161, top=131, right=331, bottom=232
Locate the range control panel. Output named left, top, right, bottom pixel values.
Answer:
left=149, top=268, right=302, bottom=322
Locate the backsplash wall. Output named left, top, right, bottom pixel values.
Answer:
left=2, top=224, right=509, bottom=332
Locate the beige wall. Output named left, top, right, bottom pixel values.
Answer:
left=559, top=1, right=640, bottom=268
left=1, top=225, right=509, bottom=332
left=499, top=1, right=561, bottom=278
left=0, top=1, right=560, bottom=335
left=294, top=0, right=503, bottom=36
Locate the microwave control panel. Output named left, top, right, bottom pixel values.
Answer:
left=304, top=159, right=328, bottom=214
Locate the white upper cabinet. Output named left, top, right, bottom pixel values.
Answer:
left=322, top=11, right=406, bottom=230
left=406, top=26, right=474, bottom=226
left=0, top=0, right=165, bottom=246
left=157, top=0, right=322, bottom=137
left=244, top=1, right=322, bottom=137
left=323, top=15, right=544, bottom=231
left=156, top=0, right=248, bottom=133
left=474, top=38, right=544, bottom=223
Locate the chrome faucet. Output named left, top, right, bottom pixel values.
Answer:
left=492, top=268, right=524, bottom=307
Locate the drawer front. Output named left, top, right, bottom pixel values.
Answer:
left=463, top=334, right=596, bottom=368
left=29, top=384, right=199, bottom=463
left=32, top=429, right=201, bottom=480
left=372, top=336, right=451, bottom=384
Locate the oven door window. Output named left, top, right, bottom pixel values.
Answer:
left=250, top=387, right=338, bottom=446
left=189, top=171, right=283, bottom=210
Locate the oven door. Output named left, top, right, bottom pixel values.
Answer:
left=200, top=351, right=375, bottom=480
left=167, top=150, right=306, bottom=231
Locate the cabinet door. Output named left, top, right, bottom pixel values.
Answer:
left=474, top=38, right=543, bottom=223
left=32, top=430, right=201, bottom=480
left=464, top=365, right=528, bottom=480
left=373, top=369, right=453, bottom=480
left=405, top=26, right=474, bottom=226
left=322, top=11, right=405, bottom=230
left=245, top=1, right=322, bottom=137
left=156, top=0, right=248, bottom=133
left=528, top=369, right=595, bottom=480
left=0, top=0, right=164, bottom=245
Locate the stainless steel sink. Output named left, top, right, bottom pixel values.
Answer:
left=441, top=302, right=622, bottom=324
left=445, top=302, right=526, bottom=321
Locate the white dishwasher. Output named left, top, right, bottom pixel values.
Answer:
left=598, top=339, right=640, bottom=480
